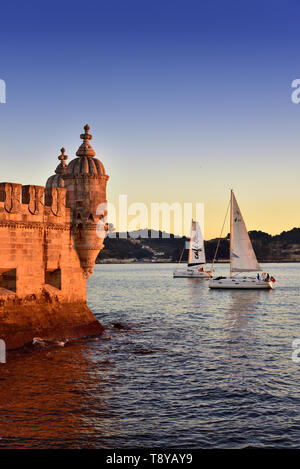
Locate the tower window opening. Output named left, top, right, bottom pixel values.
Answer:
left=45, top=268, right=61, bottom=290
left=0, top=268, right=16, bottom=292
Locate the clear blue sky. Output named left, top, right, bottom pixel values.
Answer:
left=1, top=0, right=300, bottom=237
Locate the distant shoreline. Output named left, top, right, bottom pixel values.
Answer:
left=99, top=228, right=300, bottom=265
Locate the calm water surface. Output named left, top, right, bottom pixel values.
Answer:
left=1, top=263, right=300, bottom=448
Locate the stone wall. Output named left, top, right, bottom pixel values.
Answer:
left=0, top=182, right=103, bottom=349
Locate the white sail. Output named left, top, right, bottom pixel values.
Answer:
left=230, top=191, right=261, bottom=273
left=188, top=220, right=206, bottom=266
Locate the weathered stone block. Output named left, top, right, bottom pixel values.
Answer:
left=0, top=183, right=22, bottom=213
left=22, top=185, right=44, bottom=215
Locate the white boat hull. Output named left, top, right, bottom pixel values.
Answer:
left=173, top=269, right=211, bottom=278
left=209, top=276, right=273, bottom=289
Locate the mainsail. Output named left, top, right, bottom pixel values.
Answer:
left=230, top=191, right=261, bottom=273
left=188, top=220, right=206, bottom=267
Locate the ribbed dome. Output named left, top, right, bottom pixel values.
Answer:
left=65, top=156, right=106, bottom=176
left=46, top=174, right=65, bottom=189
left=64, top=125, right=107, bottom=177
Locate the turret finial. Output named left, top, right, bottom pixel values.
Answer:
left=55, top=147, right=68, bottom=175
left=80, top=124, right=92, bottom=141
left=76, top=124, right=96, bottom=157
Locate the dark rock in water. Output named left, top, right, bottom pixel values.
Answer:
left=32, top=337, right=69, bottom=348
left=112, top=322, right=130, bottom=330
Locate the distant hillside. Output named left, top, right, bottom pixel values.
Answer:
left=97, top=231, right=185, bottom=263
left=96, top=228, right=300, bottom=263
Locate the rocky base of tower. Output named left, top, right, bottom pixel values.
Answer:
left=0, top=289, right=104, bottom=350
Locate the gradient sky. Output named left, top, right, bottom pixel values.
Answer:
left=0, top=0, right=300, bottom=238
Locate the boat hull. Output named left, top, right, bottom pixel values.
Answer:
left=173, top=269, right=211, bottom=278
left=209, top=276, right=273, bottom=289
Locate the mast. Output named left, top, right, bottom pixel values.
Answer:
left=178, top=246, right=185, bottom=264
left=211, top=197, right=231, bottom=272
left=188, top=219, right=194, bottom=266
left=229, top=189, right=233, bottom=277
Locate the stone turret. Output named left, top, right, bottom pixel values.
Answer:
left=46, top=147, right=68, bottom=189
left=63, top=125, right=109, bottom=278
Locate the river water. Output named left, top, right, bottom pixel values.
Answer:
left=0, top=263, right=300, bottom=448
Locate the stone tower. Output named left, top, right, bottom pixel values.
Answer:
left=0, top=125, right=109, bottom=349
left=64, top=125, right=109, bottom=278
left=47, top=125, right=109, bottom=278
left=46, top=146, right=68, bottom=188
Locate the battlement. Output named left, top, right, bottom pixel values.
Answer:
left=0, top=183, right=70, bottom=225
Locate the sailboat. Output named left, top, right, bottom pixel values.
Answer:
left=173, top=220, right=211, bottom=278
left=209, top=190, right=275, bottom=289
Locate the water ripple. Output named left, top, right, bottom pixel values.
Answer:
left=0, top=263, right=300, bottom=448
